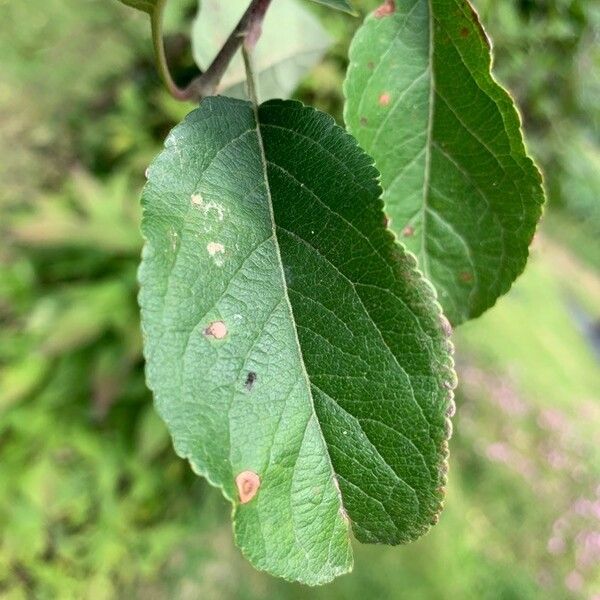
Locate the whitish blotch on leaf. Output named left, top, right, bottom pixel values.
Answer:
left=191, top=193, right=225, bottom=221
left=204, top=321, right=227, bottom=339
left=236, top=471, right=260, bottom=504
left=207, top=242, right=225, bottom=256
left=207, top=242, right=225, bottom=265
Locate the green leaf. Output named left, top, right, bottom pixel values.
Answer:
left=308, top=0, right=356, bottom=15
left=117, top=0, right=159, bottom=15
left=344, top=0, right=545, bottom=325
left=192, top=0, right=331, bottom=102
left=139, top=96, right=455, bottom=584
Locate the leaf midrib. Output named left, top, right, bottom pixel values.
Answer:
left=249, top=102, right=346, bottom=515
left=420, top=0, right=435, bottom=280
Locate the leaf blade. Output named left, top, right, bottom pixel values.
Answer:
left=117, top=0, right=159, bottom=15
left=139, top=96, right=455, bottom=584
left=344, top=0, right=545, bottom=325
left=307, top=0, right=356, bottom=15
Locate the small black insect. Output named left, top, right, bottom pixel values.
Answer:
left=244, top=371, right=257, bottom=391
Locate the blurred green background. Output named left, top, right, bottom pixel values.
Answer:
left=1, top=0, right=599, bottom=598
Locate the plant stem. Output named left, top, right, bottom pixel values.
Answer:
left=151, top=0, right=273, bottom=103
left=151, top=0, right=186, bottom=100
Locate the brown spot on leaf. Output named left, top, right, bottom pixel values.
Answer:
left=360, top=116, right=368, bottom=126
left=236, top=470, right=260, bottom=504
left=244, top=371, right=257, bottom=391
left=459, top=271, right=473, bottom=283
left=204, top=321, right=227, bottom=339
left=374, top=0, right=395, bottom=18
left=367, top=61, right=375, bottom=70
left=460, top=26, right=469, bottom=37
left=402, top=225, right=414, bottom=237
left=378, top=92, right=391, bottom=106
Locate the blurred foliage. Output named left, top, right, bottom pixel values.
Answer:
left=0, top=0, right=599, bottom=598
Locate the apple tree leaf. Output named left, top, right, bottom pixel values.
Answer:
left=139, top=96, right=456, bottom=584
left=344, top=0, right=545, bottom=325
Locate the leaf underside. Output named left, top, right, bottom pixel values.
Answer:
left=139, top=97, right=455, bottom=584
left=308, top=0, right=356, bottom=15
left=117, top=0, right=158, bottom=15
left=344, top=0, right=545, bottom=325
left=192, top=0, right=331, bottom=102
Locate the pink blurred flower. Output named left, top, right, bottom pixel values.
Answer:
left=486, top=442, right=511, bottom=463
left=564, top=570, right=583, bottom=592
left=538, top=408, right=569, bottom=433
left=548, top=536, right=566, bottom=555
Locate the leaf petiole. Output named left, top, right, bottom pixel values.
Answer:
left=150, top=0, right=273, bottom=102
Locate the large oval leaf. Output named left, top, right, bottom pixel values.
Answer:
left=139, top=97, right=455, bottom=584
left=344, top=0, right=545, bottom=325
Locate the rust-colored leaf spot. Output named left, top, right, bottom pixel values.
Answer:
left=236, top=470, right=260, bottom=504
left=460, top=26, right=470, bottom=38
left=382, top=213, right=390, bottom=227
left=402, top=225, right=414, bottom=237
left=367, top=61, right=375, bottom=70
left=360, top=116, right=368, bottom=126
left=459, top=271, right=473, bottom=283
left=378, top=92, right=391, bottom=107
left=204, top=320, right=227, bottom=339
left=374, top=0, right=395, bottom=18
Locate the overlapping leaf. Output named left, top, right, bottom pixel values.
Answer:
left=192, top=0, right=331, bottom=101
left=139, top=96, right=455, bottom=584
left=308, top=0, right=356, bottom=14
left=344, top=0, right=545, bottom=325
left=117, top=0, right=160, bottom=15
